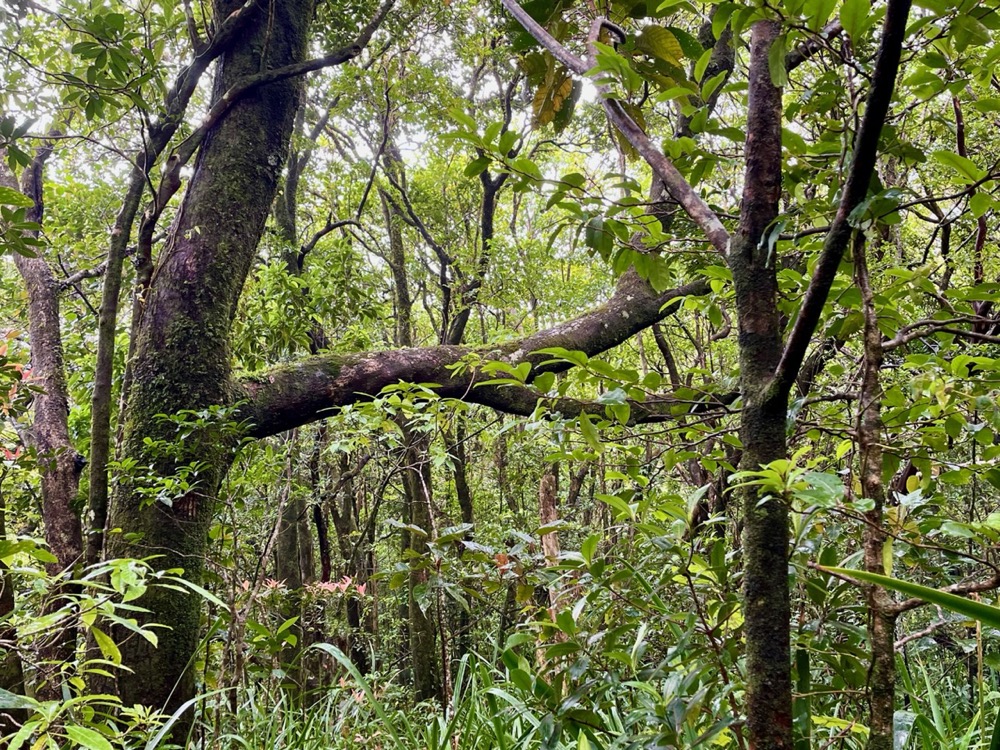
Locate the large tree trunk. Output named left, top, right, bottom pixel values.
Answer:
left=105, top=0, right=314, bottom=712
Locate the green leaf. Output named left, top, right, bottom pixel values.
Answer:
left=163, top=575, right=230, bottom=612
left=64, top=725, right=114, bottom=750
left=449, top=107, right=477, bottom=132
left=712, top=3, right=738, bottom=39
left=767, top=34, right=788, bottom=88
left=464, top=155, right=491, bottom=178
left=90, top=626, right=122, bottom=665
left=795, top=471, right=844, bottom=508
left=951, top=14, right=991, bottom=52
left=0, top=186, right=33, bottom=207
left=597, top=492, right=634, bottom=520
left=694, top=48, right=713, bottom=82
left=806, top=0, right=838, bottom=30
left=970, top=191, right=992, bottom=218
left=666, top=26, right=705, bottom=59
left=0, top=687, right=42, bottom=711
left=585, top=216, right=614, bottom=259
left=989, top=704, right=1000, bottom=750
left=608, top=402, right=631, bottom=426
left=533, top=371, right=556, bottom=393
left=822, top=567, right=1000, bottom=628
left=533, top=347, right=588, bottom=367
left=793, top=648, right=811, bottom=750
left=578, top=411, right=603, bottom=453
left=839, top=0, right=871, bottom=42
left=932, top=150, right=986, bottom=183
left=580, top=534, right=599, bottom=565
left=638, top=25, right=684, bottom=65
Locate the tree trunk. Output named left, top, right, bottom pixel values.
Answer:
left=729, top=20, right=792, bottom=750
left=0, top=493, right=26, bottom=732
left=3, top=145, right=85, bottom=701
left=855, top=233, right=897, bottom=750
left=105, top=0, right=314, bottom=712
left=402, top=429, right=442, bottom=702
left=275, top=439, right=313, bottom=695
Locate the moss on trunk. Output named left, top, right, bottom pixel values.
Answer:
left=105, top=0, right=316, bottom=713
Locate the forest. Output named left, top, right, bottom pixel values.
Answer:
left=1, top=0, right=1000, bottom=747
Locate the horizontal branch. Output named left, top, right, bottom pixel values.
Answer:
left=894, top=616, right=949, bottom=651
left=888, top=572, right=1000, bottom=617
left=239, top=274, right=710, bottom=437
left=59, top=259, right=107, bottom=288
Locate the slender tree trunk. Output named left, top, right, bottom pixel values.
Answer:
left=86, top=178, right=144, bottom=567
left=3, top=145, right=85, bottom=701
left=2, top=151, right=84, bottom=577
left=855, top=234, right=897, bottom=750
left=402, top=429, right=441, bottom=701
left=729, top=20, right=792, bottom=749
left=326, top=453, right=371, bottom=673
left=274, top=434, right=313, bottom=695
left=448, top=422, right=475, bottom=659
left=538, top=467, right=562, bottom=609
left=380, top=131, right=443, bottom=694
left=380, top=138, right=413, bottom=350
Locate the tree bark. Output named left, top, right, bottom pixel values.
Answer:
left=402, top=429, right=441, bottom=701
left=380, top=137, right=414, bottom=350
left=239, top=274, right=709, bottom=436
left=855, top=233, right=897, bottom=750
left=729, top=20, right=791, bottom=749
left=274, top=435, right=313, bottom=695
left=90, top=12, right=257, bottom=566
left=3, top=144, right=85, bottom=701
left=105, top=0, right=316, bottom=712
left=0, top=492, right=26, bottom=732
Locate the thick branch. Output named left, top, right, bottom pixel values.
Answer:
left=240, top=275, right=709, bottom=436
left=166, top=0, right=395, bottom=177
left=888, top=573, right=1000, bottom=617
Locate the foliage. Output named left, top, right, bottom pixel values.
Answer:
left=6, top=0, right=1000, bottom=748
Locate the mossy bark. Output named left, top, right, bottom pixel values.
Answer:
left=730, top=20, right=793, bottom=750
left=0, top=496, right=26, bottom=732
left=105, top=0, right=315, bottom=713
left=275, top=487, right=313, bottom=695
left=402, top=430, right=442, bottom=703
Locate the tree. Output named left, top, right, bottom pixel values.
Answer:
left=5, top=0, right=1000, bottom=746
